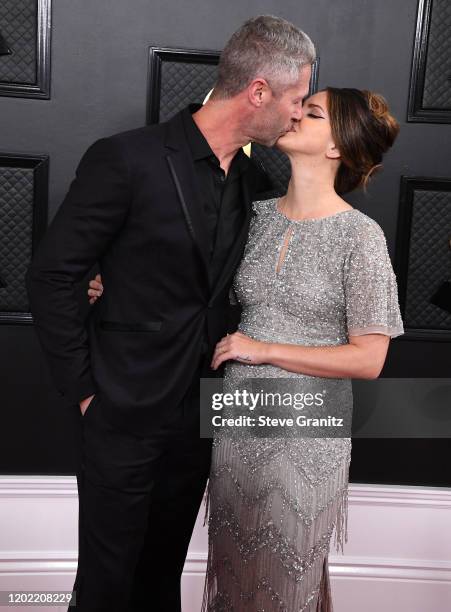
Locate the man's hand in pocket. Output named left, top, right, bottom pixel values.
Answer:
left=80, top=394, right=95, bottom=416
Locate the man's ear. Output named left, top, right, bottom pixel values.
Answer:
left=247, top=78, right=271, bottom=108
left=326, top=142, right=341, bottom=160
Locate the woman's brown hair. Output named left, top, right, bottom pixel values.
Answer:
left=326, top=87, right=400, bottom=195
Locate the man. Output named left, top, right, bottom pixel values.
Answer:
left=26, top=15, right=315, bottom=612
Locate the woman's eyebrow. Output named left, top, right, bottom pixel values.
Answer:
left=307, top=103, right=325, bottom=112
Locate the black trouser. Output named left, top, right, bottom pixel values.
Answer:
left=70, top=366, right=212, bottom=612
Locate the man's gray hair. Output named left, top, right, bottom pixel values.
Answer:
left=212, top=15, right=316, bottom=99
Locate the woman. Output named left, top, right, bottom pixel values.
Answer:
left=201, top=87, right=404, bottom=611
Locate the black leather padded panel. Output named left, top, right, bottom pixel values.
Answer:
left=0, top=155, right=48, bottom=322
left=0, top=166, right=34, bottom=312
left=422, top=0, right=451, bottom=110
left=250, top=144, right=290, bottom=199
left=159, top=60, right=218, bottom=123
left=0, top=0, right=36, bottom=84
left=405, top=188, right=451, bottom=329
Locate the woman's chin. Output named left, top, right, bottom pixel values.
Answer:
left=275, top=135, right=287, bottom=150
left=275, top=136, right=291, bottom=153
left=275, top=130, right=297, bottom=153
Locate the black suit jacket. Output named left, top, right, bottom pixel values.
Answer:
left=26, top=107, right=268, bottom=433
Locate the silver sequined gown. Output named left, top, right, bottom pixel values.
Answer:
left=202, top=198, right=404, bottom=612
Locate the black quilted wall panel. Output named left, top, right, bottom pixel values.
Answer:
left=159, top=60, right=218, bottom=123
left=422, top=0, right=451, bottom=110
left=147, top=48, right=220, bottom=124
left=0, top=155, right=48, bottom=323
left=408, top=0, right=451, bottom=122
left=0, top=166, right=34, bottom=311
left=250, top=144, right=291, bottom=199
left=0, top=0, right=36, bottom=84
left=0, top=0, right=51, bottom=98
left=0, top=29, right=12, bottom=56
left=396, top=178, right=451, bottom=338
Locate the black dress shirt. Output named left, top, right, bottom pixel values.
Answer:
left=181, top=105, right=249, bottom=288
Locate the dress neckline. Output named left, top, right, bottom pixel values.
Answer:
left=274, top=198, right=356, bottom=224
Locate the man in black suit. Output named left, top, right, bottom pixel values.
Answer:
left=26, top=15, right=314, bottom=612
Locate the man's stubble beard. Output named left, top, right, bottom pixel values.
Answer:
left=250, top=120, right=290, bottom=148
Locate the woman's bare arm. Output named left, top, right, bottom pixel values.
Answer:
left=211, top=331, right=390, bottom=379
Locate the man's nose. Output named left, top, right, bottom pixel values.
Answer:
left=293, top=107, right=303, bottom=120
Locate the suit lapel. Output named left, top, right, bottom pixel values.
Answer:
left=164, top=108, right=259, bottom=303
left=164, top=111, right=211, bottom=288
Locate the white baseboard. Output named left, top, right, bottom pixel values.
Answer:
left=0, top=477, right=450, bottom=611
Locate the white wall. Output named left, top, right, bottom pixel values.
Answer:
left=0, top=477, right=450, bottom=611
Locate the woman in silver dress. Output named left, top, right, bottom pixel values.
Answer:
left=202, top=87, right=404, bottom=612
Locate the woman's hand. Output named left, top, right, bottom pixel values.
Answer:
left=88, top=273, right=103, bottom=304
left=211, top=331, right=270, bottom=370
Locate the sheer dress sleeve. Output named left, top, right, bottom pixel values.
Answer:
left=344, top=219, right=404, bottom=338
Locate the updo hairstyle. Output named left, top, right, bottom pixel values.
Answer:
left=326, top=87, right=400, bottom=194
